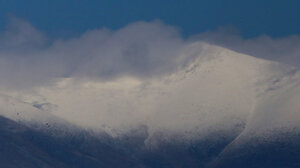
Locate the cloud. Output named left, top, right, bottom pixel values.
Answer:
left=0, top=18, right=299, bottom=90
left=0, top=16, right=47, bottom=50
left=0, top=18, right=188, bottom=90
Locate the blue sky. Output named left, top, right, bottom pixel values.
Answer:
left=0, top=0, right=299, bottom=38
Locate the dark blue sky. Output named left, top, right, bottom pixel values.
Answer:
left=0, top=0, right=299, bottom=38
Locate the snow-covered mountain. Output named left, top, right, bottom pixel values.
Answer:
left=0, top=42, right=299, bottom=167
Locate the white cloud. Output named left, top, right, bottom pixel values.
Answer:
left=0, top=19, right=187, bottom=90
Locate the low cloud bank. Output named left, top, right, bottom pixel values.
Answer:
left=0, top=18, right=299, bottom=90
left=0, top=18, right=187, bottom=89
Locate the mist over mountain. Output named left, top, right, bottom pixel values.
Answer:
left=0, top=19, right=299, bottom=167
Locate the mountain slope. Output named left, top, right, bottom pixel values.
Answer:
left=0, top=116, right=142, bottom=168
